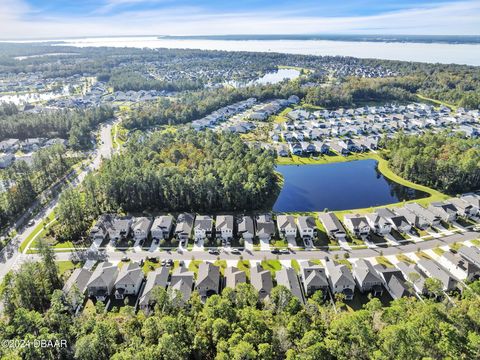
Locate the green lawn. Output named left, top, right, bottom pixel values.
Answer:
left=416, top=94, right=457, bottom=111
left=376, top=256, right=394, bottom=268
left=291, top=259, right=300, bottom=273
left=450, top=242, right=463, bottom=252
left=396, top=254, right=414, bottom=264
left=271, top=239, right=288, bottom=248
left=214, top=260, right=227, bottom=275
left=433, top=247, right=446, bottom=256
left=142, top=259, right=162, bottom=274
left=237, top=260, right=251, bottom=279
left=57, top=260, right=82, bottom=277
left=188, top=260, right=203, bottom=278
left=261, top=260, right=282, bottom=277
left=471, top=239, right=480, bottom=247
left=19, top=212, right=56, bottom=253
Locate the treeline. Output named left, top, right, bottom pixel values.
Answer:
left=123, top=82, right=305, bottom=129
left=0, top=106, right=113, bottom=149
left=54, top=130, right=277, bottom=240
left=384, top=132, right=480, bottom=194
left=2, top=252, right=480, bottom=359
left=105, top=70, right=204, bottom=92
left=0, top=144, right=77, bottom=228
left=304, top=77, right=416, bottom=108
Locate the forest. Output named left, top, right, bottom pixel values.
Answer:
left=0, top=106, right=113, bottom=149
left=2, top=246, right=480, bottom=360
left=0, top=144, right=78, bottom=230
left=54, top=130, right=278, bottom=240
left=383, top=132, right=480, bottom=194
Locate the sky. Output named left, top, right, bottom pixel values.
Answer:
left=0, top=0, right=479, bottom=39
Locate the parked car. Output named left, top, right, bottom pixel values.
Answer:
left=271, top=249, right=280, bottom=254
left=231, top=249, right=241, bottom=255
left=279, top=249, right=289, bottom=254
left=208, top=249, right=219, bottom=255
left=121, top=256, right=130, bottom=262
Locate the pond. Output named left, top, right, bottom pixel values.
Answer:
left=225, top=68, right=300, bottom=88
left=273, top=159, right=429, bottom=212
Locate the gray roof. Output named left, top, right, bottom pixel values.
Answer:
left=443, top=251, right=480, bottom=275
left=175, top=213, right=195, bottom=234
left=139, top=267, right=169, bottom=307
left=151, top=215, right=173, bottom=231
left=224, top=266, right=246, bottom=288
left=395, top=261, right=427, bottom=292
left=238, top=216, right=255, bottom=235
left=250, top=264, right=273, bottom=299
left=405, top=203, right=440, bottom=223
left=344, top=214, right=370, bottom=229
left=63, top=268, right=92, bottom=294
left=276, top=267, right=304, bottom=303
left=115, top=262, right=143, bottom=287
left=87, top=262, right=119, bottom=288
left=318, top=212, right=346, bottom=234
left=133, top=217, right=152, bottom=233
left=255, top=214, right=275, bottom=236
left=216, top=215, right=234, bottom=232
left=170, top=265, right=194, bottom=304
left=194, top=215, right=213, bottom=231
left=375, top=207, right=396, bottom=219
left=276, top=215, right=296, bottom=231
left=352, top=259, right=383, bottom=285
left=196, top=263, right=220, bottom=292
left=297, top=216, right=316, bottom=231
left=449, top=197, right=473, bottom=211
left=459, top=246, right=480, bottom=267
left=325, top=260, right=355, bottom=288
left=417, top=259, right=457, bottom=290
left=461, top=194, right=480, bottom=208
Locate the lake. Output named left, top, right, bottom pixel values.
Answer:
left=225, top=68, right=301, bottom=88
left=273, top=160, right=428, bottom=212
left=48, top=36, right=480, bottom=66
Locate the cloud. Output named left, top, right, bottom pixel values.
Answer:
left=0, top=0, right=479, bottom=39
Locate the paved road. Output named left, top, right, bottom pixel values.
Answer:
left=0, top=121, right=116, bottom=282
left=18, top=230, right=480, bottom=265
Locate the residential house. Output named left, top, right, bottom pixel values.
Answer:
left=196, top=263, right=220, bottom=299
left=376, top=208, right=412, bottom=233
left=86, top=262, right=119, bottom=301
left=215, top=215, right=235, bottom=241
left=449, top=197, right=477, bottom=217
left=238, top=216, right=255, bottom=241
left=114, top=262, right=144, bottom=300
left=151, top=215, right=173, bottom=241
left=373, top=264, right=411, bottom=299
left=428, top=202, right=458, bottom=222
left=394, top=207, right=429, bottom=230
left=62, top=268, right=92, bottom=307
left=459, top=246, right=480, bottom=268
left=441, top=251, right=480, bottom=282
left=461, top=194, right=480, bottom=215
left=132, top=217, right=152, bottom=243
left=343, top=214, right=371, bottom=238
left=250, top=264, right=273, bottom=300
left=138, top=267, right=169, bottom=312
left=276, top=144, right=289, bottom=157
left=255, top=214, right=276, bottom=242
left=224, top=266, right=247, bottom=289
left=296, top=216, right=316, bottom=241
left=395, top=261, right=427, bottom=295
left=417, top=259, right=457, bottom=292
left=174, top=213, right=195, bottom=243
left=325, top=259, right=355, bottom=300
left=365, top=213, right=392, bottom=235
left=318, top=213, right=347, bottom=240
left=89, top=214, right=114, bottom=243
left=276, top=267, right=304, bottom=303
left=300, top=261, right=329, bottom=297
left=311, top=141, right=329, bottom=154
left=108, top=217, right=133, bottom=243
left=194, top=215, right=214, bottom=242
left=351, top=259, right=383, bottom=296
left=169, top=265, right=194, bottom=305
left=276, top=215, right=297, bottom=239
left=405, top=203, right=441, bottom=227
left=330, top=142, right=349, bottom=156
